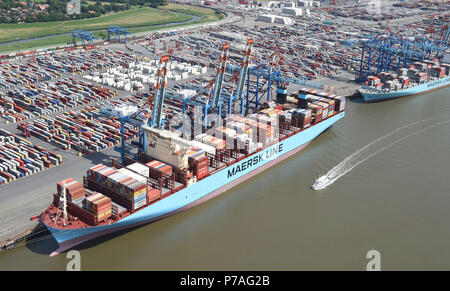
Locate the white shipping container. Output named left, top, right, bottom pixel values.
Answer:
left=126, top=163, right=150, bottom=177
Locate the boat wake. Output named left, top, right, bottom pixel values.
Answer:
left=312, top=116, right=450, bottom=190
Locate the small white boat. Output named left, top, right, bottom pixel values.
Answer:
left=311, top=175, right=331, bottom=190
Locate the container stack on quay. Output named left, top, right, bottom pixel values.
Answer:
left=83, top=59, right=208, bottom=91
left=35, top=48, right=138, bottom=74
left=0, top=48, right=137, bottom=91
left=0, top=61, right=62, bottom=90
left=0, top=129, right=62, bottom=185
left=17, top=104, right=139, bottom=153
left=324, top=0, right=445, bottom=22
left=169, top=21, right=358, bottom=82
left=0, top=78, right=117, bottom=123
left=0, top=43, right=102, bottom=62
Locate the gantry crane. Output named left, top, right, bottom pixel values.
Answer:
left=151, top=55, right=170, bottom=129
left=168, top=42, right=231, bottom=127
left=72, top=30, right=96, bottom=47
left=104, top=55, right=169, bottom=165
left=107, top=26, right=131, bottom=43
left=211, top=43, right=230, bottom=109
left=356, top=30, right=449, bottom=82
left=225, top=39, right=325, bottom=112
left=233, top=38, right=254, bottom=115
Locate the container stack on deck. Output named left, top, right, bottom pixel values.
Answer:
left=365, top=60, right=450, bottom=91
left=85, top=163, right=161, bottom=214
left=57, top=178, right=85, bottom=201
left=53, top=179, right=116, bottom=226
left=83, top=193, right=112, bottom=222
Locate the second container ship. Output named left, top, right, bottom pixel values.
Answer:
left=358, top=60, right=450, bottom=102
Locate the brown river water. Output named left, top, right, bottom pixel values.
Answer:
left=0, top=88, right=450, bottom=270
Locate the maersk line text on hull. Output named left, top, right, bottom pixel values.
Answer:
left=227, top=144, right=284, bottom=178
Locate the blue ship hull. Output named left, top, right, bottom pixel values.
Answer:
left=360, top=76, right=450, bottom=102
left=45, top=112, right=345, bottom=256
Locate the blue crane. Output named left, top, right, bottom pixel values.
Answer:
left=72, top=30, right=96, bottom=47
left=356, top=28, right=449, bottom=82
left=107, top=26, right=119, bottom=41
left=107, top=26, right=131, bottom=43
left=99, top=103, right=147, bottom=166
left=225, top=62, right=324, bottom=112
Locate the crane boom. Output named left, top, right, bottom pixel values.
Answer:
left=235, top=38, right=254, bottom=101
left=151, top=55, right=170, bottom=128
left=211, top=43, right=230, bottom=108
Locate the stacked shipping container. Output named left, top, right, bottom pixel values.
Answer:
left=17, top=105, right=138, bottom=153
left=86, top=164, right=161, bottom=212
left=1, top=78, right=116, bottom=123
left=0, top=129, right=62, bottom=185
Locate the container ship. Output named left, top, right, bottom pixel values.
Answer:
left=358, top=60, right=450, bottom=102
left=40, top=41, right=346, bottom=255
left=40, top=88, right=346, bottom=256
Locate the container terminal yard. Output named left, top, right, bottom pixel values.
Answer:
left=0, top=0, right=448, bottom=257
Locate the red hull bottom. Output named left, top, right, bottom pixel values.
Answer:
left=50, top=141, right=312, bottom=256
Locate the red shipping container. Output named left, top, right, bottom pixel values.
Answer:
left=146, top=160, right=173, bottom=175
left=147, top=187, right=161, bottom=204
left=14, top=158, right=24, bottom=167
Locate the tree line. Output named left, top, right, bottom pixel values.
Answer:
left=0, top=0, right=164, bottom=23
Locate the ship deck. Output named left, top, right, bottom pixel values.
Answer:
left=41, top=109, right=344, bottom=230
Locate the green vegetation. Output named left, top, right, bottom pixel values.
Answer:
left=165, top=3, right=223, bottom=22
left=0, top=7, right=191, bottom=44
left=0, top=35, right=73, bottom=53
left=0, top=0, right=164, bottom=23
left=0, top=4, right=223, bottom=53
